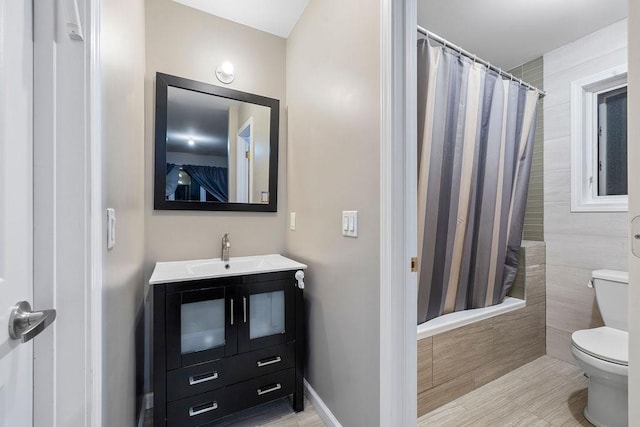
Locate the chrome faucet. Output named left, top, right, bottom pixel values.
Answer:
left=221, top=233, right=231, bottom=262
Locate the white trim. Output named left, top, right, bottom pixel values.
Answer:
left=303, top=380, right=342, bottom=427
left=137, top=402, right=146, bottom=427
left=136, top=393, right=153, bottom=427
left=570, top=64, right=628, bottom=212
left=89, top=0, right=103, bottom=424
left=380, top=0, right=417, bottom=425
left=417, top=297, right=525, bottom=339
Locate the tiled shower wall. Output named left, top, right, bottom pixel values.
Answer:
left=509, top=57, right=544, bottom=242
left=417, top=241, right=546, bottom=417
left=543, top=20, right=628, bottom=364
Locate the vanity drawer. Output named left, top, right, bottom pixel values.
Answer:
left=226, top=368, right=295, bottom=411
left=166, top=369, right=295, bottom=427
left=226, top=342, right=295, bottom=384
left=167, top=359, right=224, bottom=402
left=166, top=387, right=231, bottom=427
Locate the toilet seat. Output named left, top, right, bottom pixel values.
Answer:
left=571, top=326, right=628, bottom=366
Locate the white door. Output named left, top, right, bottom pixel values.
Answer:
left=0, top=0, right=35, bottom=424
left=0, top=2, right=56, bottom=426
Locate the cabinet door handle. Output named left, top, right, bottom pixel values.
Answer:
left=243, top=296, right=247, bottom=323
left=189, top=371, right=218, bottom=385
left=257, top=383, right=281, bottom=396
left=189, top=401, right=218, bottom=417
left=230, top=298, right=234, bottom=325
left=256, top=356, right=282, bottom=368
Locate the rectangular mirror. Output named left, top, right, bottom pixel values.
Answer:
left=154, top=72, right=279, bottom=211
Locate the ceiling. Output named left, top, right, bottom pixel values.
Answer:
left=172, top=0, right=311, bottom=38
left=169, top=0, right=627, bottom=70
left=167, top=87, right=239, bottom=157
left=418, top=0, right=627, bottom=70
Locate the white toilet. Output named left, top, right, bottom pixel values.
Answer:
left=570, top=269, right=628, bottom=427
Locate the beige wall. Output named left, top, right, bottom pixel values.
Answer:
left=627, top=4, right=639, bottom=424
left=101, top=0, right=146, bottom=424
left=228, top=106, right=239, bottom=200
left=543, top=20, right=628, bottom=363
left=144, top=0, right=287, bottom=279
left=286, top=0, right=381, bottom=425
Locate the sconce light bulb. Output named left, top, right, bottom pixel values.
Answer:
left=188, top=139, right=195, bottom=146
left=220, top=61, right=234, bottom=76
left=216, top=61, right=235, bottom=84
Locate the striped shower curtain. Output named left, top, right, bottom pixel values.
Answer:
left=417, top=39, right=539, bottom=324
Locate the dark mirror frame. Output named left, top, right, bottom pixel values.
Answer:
left=154, top=72, right=279, bottom=212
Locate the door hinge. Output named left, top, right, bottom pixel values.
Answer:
left=245, top=151, right=250, bottom=159
left=411, top=257, right=418, bottom=273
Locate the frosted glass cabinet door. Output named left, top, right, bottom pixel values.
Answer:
left=165, top=285, right=237, bottom=369
left=249, top=290, right=285, bottom=340
left=237, top=279, right=295, bottom=352
left=181, top=299, right=226, bottom=353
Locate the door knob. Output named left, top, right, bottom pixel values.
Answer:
left=8, top=301, right=57, bottom=343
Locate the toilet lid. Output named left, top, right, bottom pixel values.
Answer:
left=571, top=327, right=628, bottom=366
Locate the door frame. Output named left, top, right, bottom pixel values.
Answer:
left=31, top=0, right=419, bottom=424
left=32, top=0, right=103, bottom=424
left=237, top=117, right=253, bottom=203
left=628, top=1, right=639, bottom=424
left=379, top=0, right=417, bottom=425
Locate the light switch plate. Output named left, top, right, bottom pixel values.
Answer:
left=342, top=211, right=358, bottom=237
left=290, top=212, right=296, bottom=231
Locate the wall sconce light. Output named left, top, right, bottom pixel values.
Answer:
left=215, top=61, right=235, bottom=84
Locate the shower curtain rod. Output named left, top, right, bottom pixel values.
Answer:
left=417, top=25, right=546, bottom=98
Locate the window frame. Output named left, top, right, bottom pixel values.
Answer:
left=570, top=65, right=628, bottom=212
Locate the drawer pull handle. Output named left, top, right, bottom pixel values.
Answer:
left=257, top=356, right=282, bottom=368
left=230, top=298, right=234, bottom=326
left=257, top=383, right=282, bottom=396
left=189, top=371, right=218, bottom=385
left=189, top=401, right=218, bottom=417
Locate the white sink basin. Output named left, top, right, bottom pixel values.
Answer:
left=186, top=257, right=269, bottom=276
left=149, top=254, right=307, bottom=285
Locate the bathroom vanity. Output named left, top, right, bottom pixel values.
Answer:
left=148, top=254, right=306, bottom=426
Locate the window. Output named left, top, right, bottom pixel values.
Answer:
left=597, top=87, right=627, bottom=197
left=571, top=65, right=627, bottom=212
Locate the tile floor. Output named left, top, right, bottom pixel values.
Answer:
left=146, top=356, right=590, bottom=426
left=207, top=397, right=325, bottom=427
left=144, top=396, right=325, bottom=427
left=417, top=355, right=591, bottom=426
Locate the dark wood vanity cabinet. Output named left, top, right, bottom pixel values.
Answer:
left=150, top=270, right=304, bottom=426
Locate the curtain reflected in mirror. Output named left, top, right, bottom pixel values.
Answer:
left=154, top=73, right=279, bottom=211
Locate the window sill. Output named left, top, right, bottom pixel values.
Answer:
left=571, top=196, right=628, bottom=213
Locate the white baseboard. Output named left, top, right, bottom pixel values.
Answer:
left=304, top=379, right=342, bottom=427
left=137, top=403, right=145, bottom=427
left=137, top=393, right=153, bottom=427
left=145, top=392, right=154, bottom=409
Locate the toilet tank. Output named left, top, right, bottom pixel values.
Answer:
left=592, top=269, right=628, bottom=331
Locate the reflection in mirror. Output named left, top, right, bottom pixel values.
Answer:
left=154, top=73, right=279, bottom=211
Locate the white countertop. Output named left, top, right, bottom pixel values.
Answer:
left=149, top=253, right=307, bottom=285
